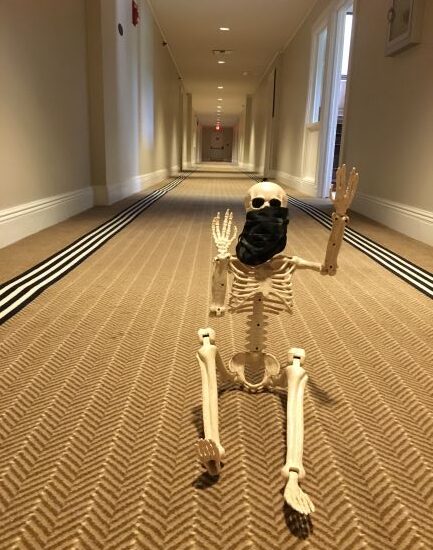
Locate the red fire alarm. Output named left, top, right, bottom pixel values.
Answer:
left=132, top=1, right=139, bottom=26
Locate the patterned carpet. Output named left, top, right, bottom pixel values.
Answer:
left=0, top=170, right=432, bottom=549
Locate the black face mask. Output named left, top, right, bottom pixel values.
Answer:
left=236, top=206, right=289, bottom=266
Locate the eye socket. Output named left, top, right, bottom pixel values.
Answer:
left=251, top=197, right=265, bottom=208
left=269, top=198, right=281, bottom=207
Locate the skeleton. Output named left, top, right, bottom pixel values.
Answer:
left=196, top=165, right=359, bottom=515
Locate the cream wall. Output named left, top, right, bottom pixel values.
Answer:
left=239, top=95, right=253, bottom=169
left=344, top=0, right=433, bottom=214
left=272, top=1, right=329, bottom=189
left=0, top=0, right=91, bottom=210
left=0, top=0, right=182, bottom=246
left=248, top=0, right=432, bottom=243
left=182, top=93, right=193, bottom=169
left=246, top=0, right=328, bottom=182
left=96, top=0, right=181, bottom=203
left=237, top=107, right=246, bottom=166
left=250, top=71, right=274, bottom=174
left=86, top=0, right=107, bottom=190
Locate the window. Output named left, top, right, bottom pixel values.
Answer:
left=311, top=26, right=328, bottom=123
left=341, top=13, right=353, bottom=77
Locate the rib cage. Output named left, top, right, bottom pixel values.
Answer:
left=228, top=255, right=295, bottom=314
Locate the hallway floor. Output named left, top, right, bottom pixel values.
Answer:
left=0, top=170, right=432, bottom=549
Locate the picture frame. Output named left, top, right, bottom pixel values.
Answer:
left=385, top=0, right=425, bottom=56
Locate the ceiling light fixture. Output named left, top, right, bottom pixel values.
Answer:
left=217, top=86, right=223, bottom=89
left=218, top=60, right=225, bottom=64
left=219, top=27, right=230, bottom=31
left=217, top=98, right=223, bottom=101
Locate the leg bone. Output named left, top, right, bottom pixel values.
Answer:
left=281, top=347, right=315, bottom=514
left=196, top=328, right=228, bottom=475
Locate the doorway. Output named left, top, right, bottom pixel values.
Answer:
left=329, top=7, right=353, bottom=185
left=311, top=0, right=355, bottom=198
left=201, top=127, right=233, bottom=162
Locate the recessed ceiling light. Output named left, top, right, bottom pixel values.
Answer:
left=219, top=27, right=230, bottom=31
left=217, top=86, right=223, bottom=89
left=217, top=98, right=223, bottom=101
left=218, top=60, right=225, bottom=64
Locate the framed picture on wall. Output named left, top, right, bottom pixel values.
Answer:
left=385, top=0, right=425, bottom=56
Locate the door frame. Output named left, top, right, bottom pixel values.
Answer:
left=315, top=0, right=356, bottom=198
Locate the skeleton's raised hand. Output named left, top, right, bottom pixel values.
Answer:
left=212, top=209, right=238, bottom=259
left=331, top=164, right=359, bottom=216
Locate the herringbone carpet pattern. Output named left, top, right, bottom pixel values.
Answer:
left=1, top=170, right=432, bottom=549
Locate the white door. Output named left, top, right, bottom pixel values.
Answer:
left=210, top=130, right=225, bottom=161
left=303, top=22, right=328, bottom=192
left=305, top=0, right=355, bottom=198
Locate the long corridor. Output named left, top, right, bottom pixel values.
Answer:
left=0, top=169, right=432, bottom=549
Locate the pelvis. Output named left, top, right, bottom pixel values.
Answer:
left=228, top=351, right=286, bottom=392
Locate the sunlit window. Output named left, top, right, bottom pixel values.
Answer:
left=311, top=26, right=327, bottom=123
left=341, top=13, right=353, bottom=77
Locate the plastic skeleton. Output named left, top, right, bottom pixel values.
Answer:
left=196, top=165, right=359, bottom=515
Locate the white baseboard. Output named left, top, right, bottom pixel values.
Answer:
left=274, top=170, right=318, bottom=196
left=0, top=187, right=94, bottom=249
left=93, top=168, right=169, bottom=205
left=1, top=167, right=179, bottom=248
left=238, top=162, right=254, bottom=171
left=353, top=192, right=433, bottom=247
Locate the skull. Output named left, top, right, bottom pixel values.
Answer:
left=244, top=181, right=288, bottom=212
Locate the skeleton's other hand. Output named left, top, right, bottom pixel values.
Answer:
left=212, top=209, right=238, bottom=258
left=331, top=164, right=359, bottom=216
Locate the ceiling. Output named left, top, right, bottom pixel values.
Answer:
left=147, top=0, right=317, bottom=127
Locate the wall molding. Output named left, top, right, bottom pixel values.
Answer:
left=274, top=170, right=318, bottom=196
left=352, top=192, right=433, bottom=246
left=93, top=168, right=169, bottom=205
left=0, top=187, right=94, bottom=249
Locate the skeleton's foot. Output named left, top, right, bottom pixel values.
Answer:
left=196, top=438, right=225, bottom=476
left=283, top=471, right=315, bottom=515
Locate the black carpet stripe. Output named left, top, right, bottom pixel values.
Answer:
left=245, top=173, right=433, bottom=299
left=0, top=173, right=191, bottom=324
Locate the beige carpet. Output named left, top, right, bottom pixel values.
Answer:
left=1, top=171, right=433, bottom=549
